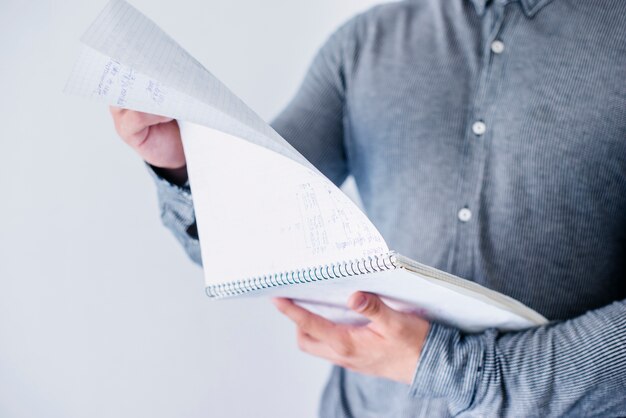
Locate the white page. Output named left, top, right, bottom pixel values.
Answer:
left=65, top=0, right=316, bottom=171
left=180, top=122, right=388, bottom=284
left=239, top=269, right=541, bottom=332
left=65, top=44, right=301, bottom=168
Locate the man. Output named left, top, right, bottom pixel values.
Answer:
left=110, top=0, right=626, bottom=416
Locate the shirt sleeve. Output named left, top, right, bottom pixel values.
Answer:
left=410, top=299, right=626, bottom=417
left=147, top=165, right=202, bottom=266
left=270, top=14, right=361, bottom=186
left=149, top=15, right=360, bottom=265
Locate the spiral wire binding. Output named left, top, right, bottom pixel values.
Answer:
left=205, top=252, right=398, bottom=298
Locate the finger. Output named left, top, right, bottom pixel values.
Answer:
left=296, top=329, right=345, bottom=364
left=272, top=298, right=342, bottom=341
left=347, top=292, right=398, bottom=329
left=109, top=106, right=125, bottom=116
left=128, top=111, right=173, bottom=125
left=117, top=111, right=173, bottom=145
left=273, top=299, right=360, bottom=361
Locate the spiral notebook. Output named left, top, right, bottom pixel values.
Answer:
left=65, top=0, right=548, bottom=332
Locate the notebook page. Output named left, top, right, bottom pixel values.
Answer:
left=65, top=46, right=221, bottom=126
left=65, top=44, right=293, bottom=164
left=181, top=122, right=388, bottom=284
left=65, top=1, right=389, bottom=283
left=66, top=0, right=315, bottom=172
left=246, top=269, right=542, bottom=332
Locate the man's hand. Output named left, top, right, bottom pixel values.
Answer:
left=109, top=107, right=188, bottom=184
left=273, top=292, right=430, bottom=384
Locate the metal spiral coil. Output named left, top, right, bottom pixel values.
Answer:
left=205, top=251, right=397, bottom=298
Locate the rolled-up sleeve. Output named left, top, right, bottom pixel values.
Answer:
left=410, top=300, right=626, bottom=417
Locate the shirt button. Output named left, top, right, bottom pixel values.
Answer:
left=472, top=121, right=486, bottom=136
left=491, top=40, right=505, bottom=54
left=458, top=208, right=472, bottom=222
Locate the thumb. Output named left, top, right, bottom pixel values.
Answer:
left=156, top=116, right=174, bottom=124
left=348, top=292, right=396, bottom=325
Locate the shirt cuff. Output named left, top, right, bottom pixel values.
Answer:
left=409, top=322, right=485, bottom=414
left=145, top=164, right=202, bottom=265
left=146, top=163, right=193, bottom=206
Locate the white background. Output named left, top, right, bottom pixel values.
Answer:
left=0, top=1, right=384, bottom=417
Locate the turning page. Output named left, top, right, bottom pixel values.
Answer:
left=65, top=0, right=315, bottom=171
left=64, top=0, right=390, bottom=284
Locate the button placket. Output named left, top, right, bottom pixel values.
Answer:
left=448, top=3, right=511, bottom=275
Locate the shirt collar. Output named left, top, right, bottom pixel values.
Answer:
left=470, top=0, right=555, bottom=17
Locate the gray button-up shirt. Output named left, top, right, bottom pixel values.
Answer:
left=152, top=0, right=626, bottom=416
